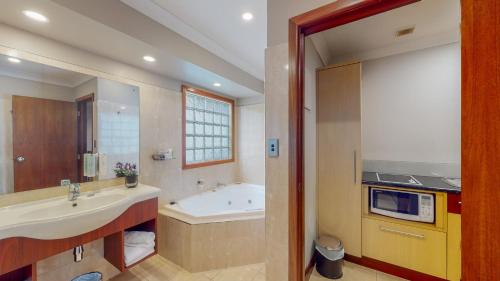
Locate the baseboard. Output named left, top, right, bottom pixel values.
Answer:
left=344, top=254, right=447, bottom=281
left=305, top=251, right=317, bottom=281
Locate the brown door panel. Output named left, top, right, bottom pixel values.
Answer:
left=12, top=96, right=77, bottom=192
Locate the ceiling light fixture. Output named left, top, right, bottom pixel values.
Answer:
left=242, top=12, right=254, bottom=21
left=143, top=55, right=156, bottom=62
left=7, top=57, right=21, bottom=63
left=23, top=10, right=49, bottom=22
left=213, top=82, right=221, bottom=87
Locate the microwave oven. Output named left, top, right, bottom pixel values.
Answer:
left=370, top=187, right=435, bottom=223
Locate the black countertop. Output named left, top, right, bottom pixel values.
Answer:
left=362, top=172, right=461, bottom=194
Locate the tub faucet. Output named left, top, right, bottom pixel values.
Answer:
left=68, top=183, right=81, bottom=202
left=216, top=182, right=226, bottom=188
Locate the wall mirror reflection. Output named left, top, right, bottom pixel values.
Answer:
left=0, top=54, right=139, bottom=194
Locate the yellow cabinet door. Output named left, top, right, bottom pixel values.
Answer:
left=447, top=213, right=461, bottom=281
left=362, top=218, right=447, bottom=278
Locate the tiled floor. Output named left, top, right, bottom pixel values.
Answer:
left=110, top=255, right=405, bottom=281
left=110, top=255, right=265, bottom=281
left=309, top=261, right=407, bottom=281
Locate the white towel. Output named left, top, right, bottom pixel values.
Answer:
left=83, top=153, right=97, bottom=177
left=124, top=231, right=155, bottom=246
left=124, top=245, right=155, bottom=266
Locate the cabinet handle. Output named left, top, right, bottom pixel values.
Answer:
left=353, top=150, right=357, bottom=184
left=379, top=226, right=425, bottom=239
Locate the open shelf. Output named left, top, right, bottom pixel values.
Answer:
left=104, top=218, right=157, bottom=272
left=0, top=264, right=36, bottom=281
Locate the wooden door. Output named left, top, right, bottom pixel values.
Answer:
left=12, top=96, right=77, bottom=192
left=317, top=62, right=362, bottom=257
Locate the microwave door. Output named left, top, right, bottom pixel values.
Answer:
left=371, top=189, right=420, bottom=221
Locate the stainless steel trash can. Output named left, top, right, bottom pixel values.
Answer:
left=315, top=235, right=344, bottom=279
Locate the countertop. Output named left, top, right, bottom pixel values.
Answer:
left=362, top=172, right=461, bottom=194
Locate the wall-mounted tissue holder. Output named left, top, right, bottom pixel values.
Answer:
left=152, top=149, right=175, bottom=161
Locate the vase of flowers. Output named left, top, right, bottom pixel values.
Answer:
left=114, top=162, right=138, bottom=188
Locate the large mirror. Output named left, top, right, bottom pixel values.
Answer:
left=0, top=54, right=139, bottom=194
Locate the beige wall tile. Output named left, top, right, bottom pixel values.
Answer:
left=264, top=43, right=290, bottom=281
left=237, top=103, right=266, bottom=185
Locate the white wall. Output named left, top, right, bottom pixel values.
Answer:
left=0, top=75, right=75, bottom=194
left=362, top=43, right=461, bottom=177
left=74, top=78, right=97, bottom=99
left=237, top=103, right=265, bottom=185
left=304, top=39, right=324, bottom=265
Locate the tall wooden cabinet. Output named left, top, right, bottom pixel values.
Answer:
left=317, top=62, right=362, bottom=257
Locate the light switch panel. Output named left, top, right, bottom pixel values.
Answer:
left=267, top=138, right=279, bottom=157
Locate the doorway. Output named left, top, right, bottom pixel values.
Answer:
left=288, top=1, right=499, bottom=281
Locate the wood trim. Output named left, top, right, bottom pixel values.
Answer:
left=304, top=251, right=317, bottom=281
left=181, top=85, right=235, bottom=170
left=447, top=193, right=461, bottom=215
left=288, top=1, right=420, bottom=281
left=75, top=93, right=95, bottom=102
left=344, top=254, right=447, bottom=281
left=461, top=0, right=500, bottom=280
left=0, top=198, right=158, bottom=275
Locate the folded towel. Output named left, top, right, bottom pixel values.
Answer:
left=124, top=231, right=155, bottom=246
left=124, top=245, right=155, bottom=266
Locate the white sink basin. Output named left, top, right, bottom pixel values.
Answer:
left=0, top=184, right=160, bottom=240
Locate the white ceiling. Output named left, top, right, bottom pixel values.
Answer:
left=0, top=54, right=93, bottom=88
left=310, top=0, right=460, bottom=65
left=122, top=0, right=267, bottom=81
left=0, top=0, right=263, bottom=98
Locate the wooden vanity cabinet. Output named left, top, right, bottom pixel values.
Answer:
left=0, top=198, right=158, bottom=280
left=317, top=62, right=362, bottom=257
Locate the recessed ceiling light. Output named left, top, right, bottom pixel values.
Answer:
left=143, top=55, right=156, bottom=62
left=23, top=10, right=48, bottom=22
left=242, top=12, right=253, bottom=21
left=7, top=57, right=21, bottom=63
left=213, top=82, right=221, bottom=87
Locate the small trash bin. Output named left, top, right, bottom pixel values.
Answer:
left=315, top=235, right=344, bottom=279
left=71, top=272, right=103, bottom=281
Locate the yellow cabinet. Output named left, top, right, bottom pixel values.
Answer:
left=362, top=217, right=447, bottom=279
left=447, top=213, right=462, bottom=281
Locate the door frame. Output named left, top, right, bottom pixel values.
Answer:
left=76, top=93, right=95, bottom=182
left=288, top=1, right=500, bottom=281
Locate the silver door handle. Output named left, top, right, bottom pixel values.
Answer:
left=379, top=226, right=425, bottom=239
left=15, top=156, right=25, bottom=163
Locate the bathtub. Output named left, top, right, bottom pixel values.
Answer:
left=157, top=183, right=265, bottom=272
left=160, top=183, right=265, bottom=224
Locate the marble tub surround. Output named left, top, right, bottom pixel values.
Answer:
left=0, top=178, right=124, bottom=208
left=158, top=215, right=265, bottom=272
left=0, top=183, right=160, bottom=240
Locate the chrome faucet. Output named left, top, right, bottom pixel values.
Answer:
left=68, top=183, right=81, bottom=202
left=216, top=181, right=226, bottom=188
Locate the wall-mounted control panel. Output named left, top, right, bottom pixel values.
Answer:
left=267, top=138, right=279, bottom=157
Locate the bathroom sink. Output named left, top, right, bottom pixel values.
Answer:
left=19, top=193, right=128, bottom=221
left=0, top=184, right=160, bottom=240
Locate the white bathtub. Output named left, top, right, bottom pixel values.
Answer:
left=160, top=183, right=265, bottom=224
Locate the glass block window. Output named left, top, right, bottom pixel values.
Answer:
left=183, top=86, right=234, bottom=168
